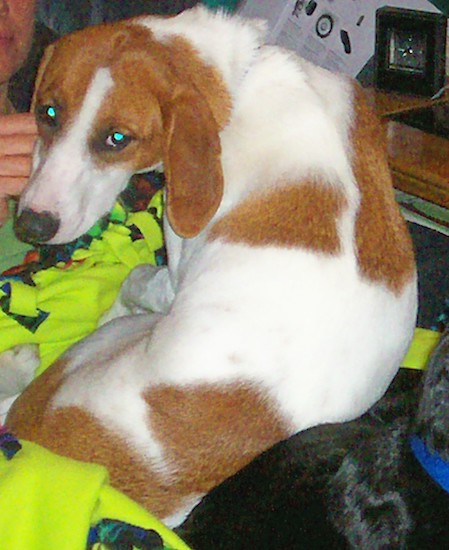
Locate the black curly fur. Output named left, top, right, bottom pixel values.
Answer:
left=178, top=333, right=449, bottom=548
left=328, top=422, right=412, bottom=548
left=416, top=330, right=449, bottom=460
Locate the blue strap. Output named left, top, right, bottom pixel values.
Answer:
left=87, top=518, right=166, bottom=549
left=410, top=434, right=449, bottom=493
left=0, top=428, right=22, bottom=460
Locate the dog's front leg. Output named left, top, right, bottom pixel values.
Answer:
left=0, top=344, right=40, bottom=422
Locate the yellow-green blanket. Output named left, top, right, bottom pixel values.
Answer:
left=0, top=169, right=439, bottom=549
left=0, top=172, right=191, bottom=549
left=0, top=432, right=190, bottom=550
left=0, top=174, right=165, bottom=375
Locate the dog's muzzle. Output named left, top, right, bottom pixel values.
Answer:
left=14, top=208, right=60, bottom=244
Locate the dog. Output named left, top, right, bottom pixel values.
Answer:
left=6, top=7, right=417, bottom=525
left=176, top=331, right=449, bottom=549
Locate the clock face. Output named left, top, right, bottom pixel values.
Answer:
left=387, top=28, right=427, bottom=74
left=375, top=7, right=446, bottom=97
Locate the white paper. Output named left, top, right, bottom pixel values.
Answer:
left=238, top=0, right=441, bottom=77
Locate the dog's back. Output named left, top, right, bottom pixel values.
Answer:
left=164, top=28, right=417, bottom=427
left=8, top=7, right=417, bottom=524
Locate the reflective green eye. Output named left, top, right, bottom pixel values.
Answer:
left=46, top=106, right=56, bottom=119
left=37, top=104, right=58, bottom=127
left=104, top=131, right=131, bottom=151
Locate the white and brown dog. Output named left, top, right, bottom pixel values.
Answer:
left=7, top=7, right=417, bottom=524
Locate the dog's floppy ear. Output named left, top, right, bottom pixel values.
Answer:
left=31, top=43, right=56, bottom=112
left=161, top=88, right=224, bottom=239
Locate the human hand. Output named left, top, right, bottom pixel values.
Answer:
left=0, top=112, right=37, bottom=225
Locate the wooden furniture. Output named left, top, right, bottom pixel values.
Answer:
left=364, top=87, right=449, bottom=208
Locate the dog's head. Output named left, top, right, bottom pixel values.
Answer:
left=15, top=10, right=250, bottom=244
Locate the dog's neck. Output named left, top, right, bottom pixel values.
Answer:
left=138, top=7, right=267, bottom=100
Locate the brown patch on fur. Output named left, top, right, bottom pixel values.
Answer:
left=144, top=383, right=291, bottom=514
left=33, top=21, right=230, bottom=239
left=10, top=403, right=166, bottom=516
left=209, top=181, right=346, bottom=253
left=163, top=36, right=232, bottom=131
left=351, top=84, right=415, bottom=293
left=6, top=357, right=168, bottom=515
left=7, top=358, right=67, bottom=436
left=8, top=372, right=290, bottom=519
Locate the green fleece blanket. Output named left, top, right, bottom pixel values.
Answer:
left=0, top=431, right=190, bottom=550
left=0, top=172, right=191, bottom=549
left=0, top=173, right=165, bottom=375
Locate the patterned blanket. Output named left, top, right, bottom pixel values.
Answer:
left=0, top=172, right=165, bottom=375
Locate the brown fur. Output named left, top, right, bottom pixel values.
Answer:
left=33, top=21, right=231, bottom=239
left=163, top=35, right=232, bottom=131
left=10, top=18, right=416, bottom=522
left=208, top=84, right=415, bottom=292
left=9, top=401, right=168, bottom=515
left=7, top=358, right=67, bottom=436
left=209, top=181, right=346, bottom=254
left=143, top=382, right=290, bottom=516
left=351, top=84, right=415, bottom=293
left=8, top=370, right=289, bottom=518
left=160, top=85, right=224, bottom=239
left=145, top=384, right=290, bottom=488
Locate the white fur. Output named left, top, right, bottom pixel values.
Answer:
left=10, top=7, right=417, bottom=523
left=0, top=345, right=39, bottom=423
left=164, top=494, right=203, bottom=528
left=137, top=6, right=267, bottom=99
left=19, top=68, right=130, bottom=243
left=55, top=240, right=415, bottom=429
left=54, top=313, right=174, bottom=477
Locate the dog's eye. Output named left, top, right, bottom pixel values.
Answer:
left=104, top=131, right=132, bottom=151
left=36, top=105, right=58, bottom=127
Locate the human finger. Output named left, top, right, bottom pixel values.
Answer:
left=0, top=113, right=38, bottom=135
left=0, top=176, right=29, bottom=196
left=0, top=133, right=36, bottom=156
left=0, top=198, right=9, bottom=225
left=0, top=155, right=32, bottom=177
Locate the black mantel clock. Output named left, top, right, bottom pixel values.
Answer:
left=375, top=7, right=447, bottom=97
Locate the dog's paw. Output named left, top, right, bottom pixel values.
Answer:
left=0, top=344, right=39, bottom=422
left=0, top=344, right=39, bottom=397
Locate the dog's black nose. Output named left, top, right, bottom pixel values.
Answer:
left=14, top=208, right=60, bottom=244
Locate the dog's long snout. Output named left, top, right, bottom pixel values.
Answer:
left=14, top=208, right=60, bottom=244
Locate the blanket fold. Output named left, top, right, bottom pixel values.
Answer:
left=0, top=434, right=190, bottom=550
